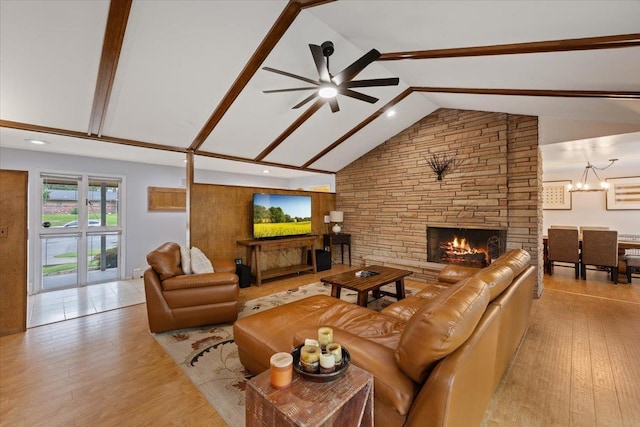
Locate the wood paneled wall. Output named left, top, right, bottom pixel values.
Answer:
left=190, top=183, right=335, bottom=266
left=0, top=169, right=28, bottom=336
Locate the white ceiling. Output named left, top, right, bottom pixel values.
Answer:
left=1, top=0, right=639, bottom=179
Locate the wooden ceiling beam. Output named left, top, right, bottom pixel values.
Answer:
left=196, top=149, right=333, bottom=175
left=1, top=120, right=187, bottom=153
left=411, top=87, right=640, bottom=99
left=302, top=89, right=413, bottom=169
left=188, top=0, right=335, bottom=152
left=87, top=0, right=132, bottom=137
left=0, top=119, right=333, bottom=175
left=254, top=99, right=325, bottom=162
left=379, top=33, right=640, bottom=61
left=301, top=85, right=640, bottom=168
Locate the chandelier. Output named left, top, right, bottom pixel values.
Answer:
left=567, top=158, right=618, bottom=192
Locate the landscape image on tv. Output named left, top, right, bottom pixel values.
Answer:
left=253, top=194, right=312, bottom=239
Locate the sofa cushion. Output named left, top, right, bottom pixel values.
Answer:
left=147, top=242, right=183, bottom=280
left=180, top=245, right=192, bottom=274
left=437, top=264, right=479, bottom=284
left=493, top=249, right=531, bottom=277
left=191, top=247, right=214, bottom=274
left=474, top=263, right=514, bottom=301
left=381, top=282, right=449, bottom=323
left=395, top=277, right=489, bottom=383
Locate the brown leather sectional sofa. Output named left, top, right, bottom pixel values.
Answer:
left=144, top=242, right=239, bottom=333
left=233, top=249, right=535, bottom=426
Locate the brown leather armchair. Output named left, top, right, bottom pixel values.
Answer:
left=144, top=242, right=239, bottom=333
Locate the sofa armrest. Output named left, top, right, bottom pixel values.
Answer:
left=161, top=271, right=238, bottom=291
left=211, top=258, right=237, bottom=273
left=294, top=327, right=417, bottom=417
left=143, top=268, right=176, bottom=333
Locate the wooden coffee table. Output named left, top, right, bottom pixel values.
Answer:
left=321, top=265, right=413, bottom=307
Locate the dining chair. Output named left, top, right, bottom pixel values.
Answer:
left=623, top=249, right=640, bottom=284
left=547, top=228, right=580, bottom=279
left=579, top=226, right=609, bottom=235
left=581, top=230, right=619, bottom=284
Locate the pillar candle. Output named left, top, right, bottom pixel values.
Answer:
left=317, top=326, right=333, bottom=350
left=300, top=345, right=321, bottom=373
left=326, top=343, right=342, bottom=365
left=270, top=352, right=293, bottom=389
left=319, top=353, right=336, bottom=373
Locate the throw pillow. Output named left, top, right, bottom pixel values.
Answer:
left=190, top=247, right=214, bottom=274
left=180, top=245, right=192, bottom=274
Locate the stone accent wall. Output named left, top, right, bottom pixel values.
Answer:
left=336, top=109, right=543, bottom=296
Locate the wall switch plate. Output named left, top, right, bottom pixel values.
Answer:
left=0, top=225, right=7, bottom=238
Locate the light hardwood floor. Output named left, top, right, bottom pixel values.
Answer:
left=1, top=265, right=639, bottom=426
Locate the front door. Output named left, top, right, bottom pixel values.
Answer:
left=37, top=172, right=124, bottom=292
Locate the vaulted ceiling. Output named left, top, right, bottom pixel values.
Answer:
left=1, top=0, right=639, bottom=179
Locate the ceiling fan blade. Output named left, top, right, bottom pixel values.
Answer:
left=263, top=87, right=318, bottom=94
left=262, top=66, right=319, bottom=86
left=309, top=44, right=331, bottom=83
left=328, top=97, right=340, bottom=113
left=332, top=49, right=381, bottom=86
left=342, top=77, right=399, bottom=89
left=340, top=89, right=379, bottom=104
left=292, top=92, right=319, bottom=109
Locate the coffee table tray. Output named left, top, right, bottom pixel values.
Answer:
left=291, top=344, right=351, bottom=382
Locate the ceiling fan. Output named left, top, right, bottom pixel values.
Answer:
left=262, top=41, right=399, bottom=113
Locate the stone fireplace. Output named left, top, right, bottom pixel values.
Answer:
left=427, top=225, right=508, bottom=268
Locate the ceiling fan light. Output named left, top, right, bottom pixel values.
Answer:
left=318, top=85, right=338, bottom=99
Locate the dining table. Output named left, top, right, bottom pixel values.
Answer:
left=542, top=235, right=640, bottom=276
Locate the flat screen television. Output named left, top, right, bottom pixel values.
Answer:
left=253, top=193, right=312, bottom=239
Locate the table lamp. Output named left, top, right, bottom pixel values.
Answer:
left=329, top=211, right=343, bottom=234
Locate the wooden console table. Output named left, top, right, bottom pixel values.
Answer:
left=246, top=363, right=373, bottom=426
left=238, top=235, right=318, bottom=286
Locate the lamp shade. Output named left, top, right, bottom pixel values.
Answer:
left=329, top=211, right=343, bottom=223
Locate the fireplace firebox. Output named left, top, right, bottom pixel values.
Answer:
left=427, top=225, right=507, bottom=268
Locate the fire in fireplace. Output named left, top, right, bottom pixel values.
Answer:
left=427, top=226, right=507, bottom=268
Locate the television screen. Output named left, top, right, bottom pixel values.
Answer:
left=253, top=193, right=312, bottom=239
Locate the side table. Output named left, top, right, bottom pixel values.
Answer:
left=323, top=233, right=352, bottom=266
left=246, top=363, right=373, bottom=427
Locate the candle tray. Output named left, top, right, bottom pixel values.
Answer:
left=291, top=344, right=351, bottom=382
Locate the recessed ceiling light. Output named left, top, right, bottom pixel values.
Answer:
left=262, top=169, right=270, bottom=174
left=386, top=110, right=396, bottom=117
left=25, top=138, right=50, bottom=145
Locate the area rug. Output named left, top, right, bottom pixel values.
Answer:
left=152, top=281, right=416, bottom=427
